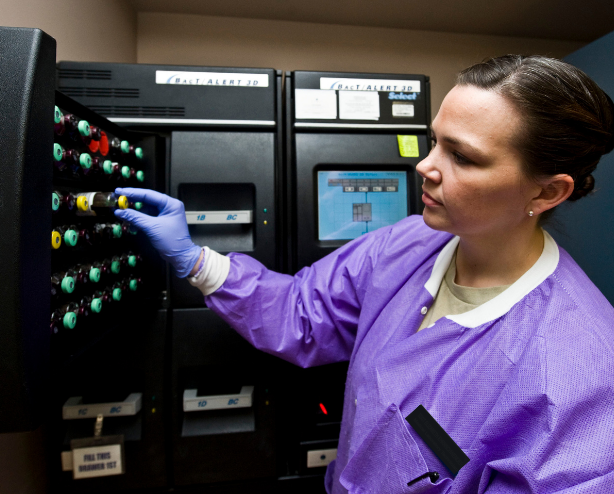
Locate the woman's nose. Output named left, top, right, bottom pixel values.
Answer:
left=416, top=155, right=442, bottom=184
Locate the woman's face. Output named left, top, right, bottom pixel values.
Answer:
left=416, top=85, right=541, bottom=238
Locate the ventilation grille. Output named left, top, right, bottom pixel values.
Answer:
left=58, top=69, right=112, bottom=80
left=88, top=106, right=186, bottom=118
left=59, top=87, right=140, bottom=98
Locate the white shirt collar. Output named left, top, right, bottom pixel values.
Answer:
left=423, top=230, right=560, bottom=329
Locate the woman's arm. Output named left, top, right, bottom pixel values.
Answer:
left=196, top=227, right=391, bottom=368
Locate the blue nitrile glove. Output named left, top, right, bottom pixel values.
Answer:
left=114, top=188, right=202, bottom=278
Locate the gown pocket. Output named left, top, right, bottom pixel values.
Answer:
left=339, top=403, right=452, bottom=494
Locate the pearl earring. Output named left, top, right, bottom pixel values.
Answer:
left=528, top=210, right=534, bottom=217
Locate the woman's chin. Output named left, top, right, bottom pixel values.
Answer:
left=421, top=209, right=450, bottom=232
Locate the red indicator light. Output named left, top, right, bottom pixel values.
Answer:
left=319, top=403, right=328, bottom=415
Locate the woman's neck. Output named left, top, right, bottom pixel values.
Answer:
left=454, top=225, right=544, bottom=288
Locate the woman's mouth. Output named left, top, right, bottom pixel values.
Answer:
left=422, top=190, right=443, bottom=207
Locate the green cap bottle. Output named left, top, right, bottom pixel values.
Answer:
left=52, top=192, right=61, bottom=211
left=112, top=224, right=123, bottom=238
left=129, top=279, right=138, bottom=291
left=120, top=140, right=130, bottom=153
left=136, top=170, right=145, bottom=182
left=53, top=143, right=64, bottom=161
left=61, top=276, right=75, bottom=294
left=54, top=106, right=63, bottom=124
left=79, top=153, right=92, bottom=169
left=63, top=312, right=77, bottom=330
left=128, top=255, right=137, bottom=267
left=91, top=298, right=102, bottom=313
left=103, top=160, right=114, bottom=175
left=78, top=120, right=90, bottom=137
left=135, top=147, right=143, bottom=159
left=121, top=166, right=131, bottom=179
left=111, top=260, right=121, bottom=274
left=112, top=288, right=122, bottom=301
left=64, top=229, right=78, bottom=247
left=89, top=267, right=101, bottom=283
left=134, top=202, right=143, bottom=210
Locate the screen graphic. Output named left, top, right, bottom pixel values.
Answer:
left=317, top=171, right=408, bottom=241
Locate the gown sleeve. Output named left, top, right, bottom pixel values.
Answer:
left=202, top=226, right=392, bottom=368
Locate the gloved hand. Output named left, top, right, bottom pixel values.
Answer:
left=114, top=187, right=202, bottom=278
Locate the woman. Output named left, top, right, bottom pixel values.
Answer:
left=116, top=55, right=614, bottom=493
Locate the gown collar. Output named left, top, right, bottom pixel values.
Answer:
left=423, top=230, right=560, bottom=329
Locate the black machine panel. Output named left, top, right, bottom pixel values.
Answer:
left=52, top=61, right=287, bottom=489
left=292, top=70, right=430, bottom=127
left=170, top=308, right=278, bottom=486
left=294, top=133, right=426, bottom=267
left=56, top=62, right=277, bottom=126
left=170, top=131, right=278, bottom=307
left=284, top=70, right=431, bottom=477
left=288, top=70, right=431, bottom=272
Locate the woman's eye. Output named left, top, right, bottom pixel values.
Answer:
left=452, top=152, right=471, bottom=165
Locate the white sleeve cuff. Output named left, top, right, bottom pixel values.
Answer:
left=187, top=246, right=231, bottom=296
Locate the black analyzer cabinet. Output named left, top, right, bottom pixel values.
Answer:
left=286, top=70, right=430, bottom=273
left=56, top=62, right=287, bottom=489
left=283, top=70, right=431, bottom=479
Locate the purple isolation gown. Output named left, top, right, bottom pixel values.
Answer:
left=203, top=215, right=614, bottom=493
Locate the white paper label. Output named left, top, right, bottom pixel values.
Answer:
left=320, top=77, right=421, bottom=93
left=295, top=89, right=337, bottom=119
left=72, top=444, right=123, bottom=479
left=392, top=102, right=415, bottom=117
left=339, top=91, right=380, bottom=120
left=155, top=71, right=269, bottom=87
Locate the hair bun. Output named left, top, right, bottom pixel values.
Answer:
left=569, top=174, right=595, bottom=201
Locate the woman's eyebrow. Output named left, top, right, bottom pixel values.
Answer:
left=440, top=135, right=489, bottom=161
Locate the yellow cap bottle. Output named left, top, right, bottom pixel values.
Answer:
left=51, top=230, right=62, bottom=249
left=117, top=195, right=129, bottom=209
left=76, top=195, right=89, bottom=212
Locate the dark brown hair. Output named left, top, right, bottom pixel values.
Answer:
left=457, top=55, right=614, bottom=203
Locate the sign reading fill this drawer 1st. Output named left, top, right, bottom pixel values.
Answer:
left=185, top=210, right=253, bottom=225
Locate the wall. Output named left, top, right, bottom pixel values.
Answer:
left=137, top=13, right=584, bottom=114
left=1, top=0, right=137, bottom=63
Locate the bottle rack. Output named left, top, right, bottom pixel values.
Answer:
left=50, top=91, right=160, bottom=361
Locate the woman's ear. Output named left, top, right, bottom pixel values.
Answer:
left=529, top=174, right=575, bottom=215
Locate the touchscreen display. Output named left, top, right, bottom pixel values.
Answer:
left=317, top=171, right=408, bottom=241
